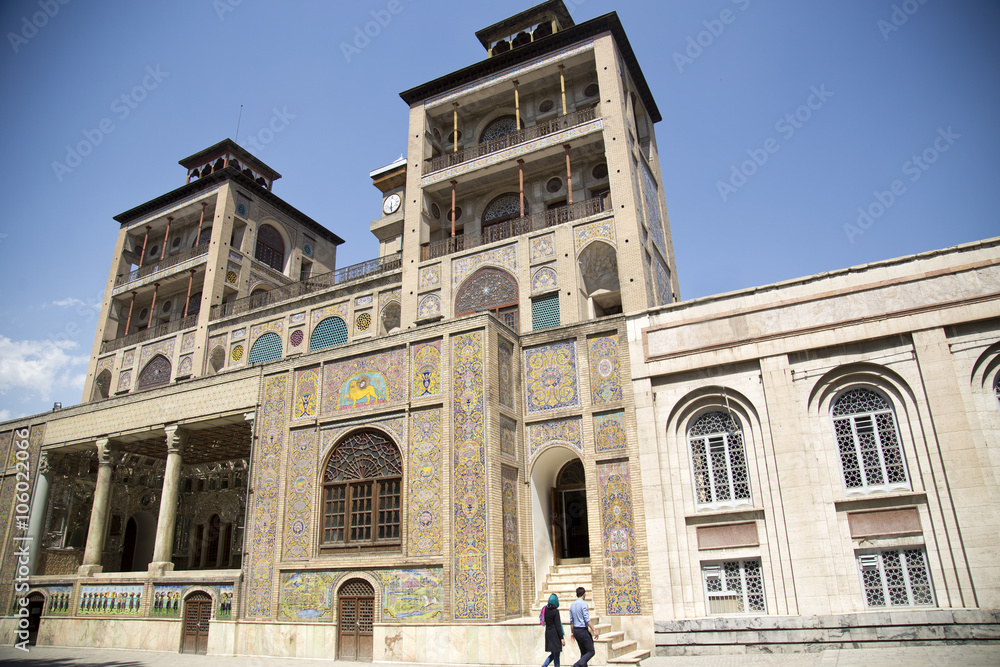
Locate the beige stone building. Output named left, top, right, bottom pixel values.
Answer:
left=0, top=1, right=997, bottom=662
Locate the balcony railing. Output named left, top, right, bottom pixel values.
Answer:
left=115, top=245, right=210, bottom=287
left=209, top=252, right=402, bottom=320
left=100, top=314, right=198, bottom=354
left=421, top=196, right=609, bottom=261
left=424, top=107, right=599, bottom=175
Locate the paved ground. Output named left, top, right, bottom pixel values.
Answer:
left=1, top=644, right=999, bottom=667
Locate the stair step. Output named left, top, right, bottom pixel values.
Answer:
left=599, top=631, right=625, bottom=643
left=608, top=649, right=650, bottom=664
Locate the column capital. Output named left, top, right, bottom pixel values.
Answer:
left=163, top=424, right=187, bottom=455
left=94, top=438, right=120, bottom=466
left=244, top=411, right=256, bottom=424
left=38, top=451, right=52, bottom=475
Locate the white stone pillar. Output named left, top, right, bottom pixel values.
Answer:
left=78, top=439, right=118, bottom=576
left=26, top=452, right=52, bottom=575
left=148, top=425, right=186, bottom=576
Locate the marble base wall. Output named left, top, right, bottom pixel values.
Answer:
left=654, top=609, right=1000, bottom=656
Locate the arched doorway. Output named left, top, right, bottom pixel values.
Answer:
left=25, top=592, right=44, bottom=645
left=338, top=578, right=375, bottom=662
left=181, top=591, right=212, bottom=655
left=120, top=511, right=157, bottom=572
left=553, top=459, right=590, bottom=561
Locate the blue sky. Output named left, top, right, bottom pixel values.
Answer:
left=1, top=0, right=997, bottom=420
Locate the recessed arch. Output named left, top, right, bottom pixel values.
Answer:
left=577, top=240, right=621, bottom=317
left=137, top=354, right=171, bottom=391
left=311, top=316, right=349, bottom=352
left=92, top=369, right=112, bottom=400
left=482, top=192, right=528, bottom=228
left=207, top=346, right=225, bottom=375
left=381, top=301, right=401, bottom=334
left=254, top=223, right=285, bottom=272
left=454, top=267, right=519, bottom=317
left=479, top=114, right=524, bottom=144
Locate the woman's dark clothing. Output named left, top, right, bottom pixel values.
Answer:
left=544, top=605, right=564, bottom=653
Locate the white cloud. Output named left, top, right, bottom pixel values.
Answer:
left=0, top=335, right=89, bottom=404
left=0, top=409, right=10, bottom=421
left=53, top=297, right=100, bottom=309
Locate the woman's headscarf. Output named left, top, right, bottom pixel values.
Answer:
left=547, top=594, right=559, bottom=608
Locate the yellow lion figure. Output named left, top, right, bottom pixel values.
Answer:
left=346, top=376, right=385, bottom=406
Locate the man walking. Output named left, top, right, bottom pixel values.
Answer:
left=568, top=586, right=599, bottom=667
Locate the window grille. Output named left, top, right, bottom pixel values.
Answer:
left=137, top=355, right=171, bottom=390
left=322, top=430, right=402, bottom=547
left=310, top=317, right=348, bottom=352
left=454, top=268, right=519, bottom=316
left=532, top=293, right=560, bottom=330
left=858, top=549, right=935, bottom=607
left=688, top=411, right=751, bottom=508
left=831, top=387, right=909, bottom=493
left=702, top=559, right=765, bottom=615
left=248, top=331, right=282, bottom=366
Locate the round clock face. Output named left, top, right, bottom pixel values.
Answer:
left=383, top=193, right=401, bottom=215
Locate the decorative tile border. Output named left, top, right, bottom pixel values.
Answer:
left=524, top=340, right=579, bottom=414
left=598, top=461, right=642, bottom=614
left=527, top=417, right=583, bottom=461
left=452, top=243, right=517, bottom=288
left=501, top=465, right=521, bottom=616
left=409, top=408, right=443, bottom=556
left=283, top=428, right=316, bottom=560
left=412, top=341, right=442, bottom=398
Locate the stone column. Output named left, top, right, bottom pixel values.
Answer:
left=26, top=452, right=53, bottom=575
left=78, top=439, right=118, bottom=576
left=148, top=425, right=187, bottom=576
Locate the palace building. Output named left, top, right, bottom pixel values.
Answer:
left=1, top=1, right=998, bottom=662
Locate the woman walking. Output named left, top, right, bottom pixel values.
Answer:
left=541, top=593, right=565, bottom=667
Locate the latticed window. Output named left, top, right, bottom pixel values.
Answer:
left=248, top=332, right=282, bottom=366
left=454, top=267, right=519, bottom=318
left=137, top=355, right=171, bottom=390
left=831, top=387, right=909, bottom=493
left=482, top=192, right=526, bottom=227
left=858, top=549, right=935, bottom=608
left=688, top=411, right=751, bottom=508
left=322, top=431, right=402, bottom=547
left=310, top=317, right=348, bottom=352
left=532, top=292, right=560, bottom=330
left=254, top=224, right=284, bottom=272
left=480, top=115, right=520, bottom=143
left=702, top=559, right=765, bottom=615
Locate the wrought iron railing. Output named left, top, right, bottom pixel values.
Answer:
left=424, top=107, right=599, bottom=175
left=115, top=245, right=210, bottom=287
left=100, top=314, right=198, bottom=354
left=420, top=196, right=608, bottom=261
left=209, top=252, right=402, bottom=320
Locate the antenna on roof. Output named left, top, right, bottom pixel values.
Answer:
left=235, top=104, right=244, bottom=143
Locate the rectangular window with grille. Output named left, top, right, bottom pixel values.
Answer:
left=702, top=559, right=766, bottom=615
left=532, top=292, right=560, bottom=330
left=858, top=548, right=935, bottom=607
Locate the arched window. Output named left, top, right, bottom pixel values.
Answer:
left=207, top=346, right=225, bottom=375
left=310, top=316, right=348, bottom=352
left=248, top=331, right=282, bottom=365
left=480, top=115, right=522, bottom=144
left=322, top=430, right=402, bottom=548
left=137, top=355, right=171, bottom=391
left=688, top=411, right=751, bottom=508
left=454, top=267, right=519, bottom=330
left=254, top=224, right=284, bottom=272
left=380, top=302, right=400, bottom=334
left=831, top=387, right=910, bottom=493
left=93, top=370, right=111, bottom=400
left=482, top=192, right=527, bottom=229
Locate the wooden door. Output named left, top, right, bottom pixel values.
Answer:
left=182, top=593, right=212, bottom=655
left=338, top=579, right=374, bottom=661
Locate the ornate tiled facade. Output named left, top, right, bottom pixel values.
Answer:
left=117, top=370, right=132, bottom=392
left=530, top=233, right=555, bottom=261
left=409, top=408, right=443, bottom=556
left=574, top=219, right=616, bottom=253
left=594, top=410, right=627, bottom=453
left=501, top=465, right=521, bottom=616
left=282, top=428, right=316, bottom=560
left=531, top=265, right=558, bottom=294
left=293, top=367, right=319, bottom=420
left=181, top=331, right=196, bottom=352
left=121, top=348, right=135, bottom=368
left=419, top=264, right=441, bottom=289
left=588, top=334, right=623, bottom=405
left=378, top=568, right=443, bottom=621
left=598, top=461, right=641, bottom=615
left=139, top=337, right=176, bottom=370
left=500, top=415, right=517, bottom=459
left=498, top=338, right=515, bottom=410
left=311, top=302, right=349, bottom=327
left=452, top=244, right=517, bottom=287
left=246, top=374, right=286, bottom=619
left=527, top=417, right=583, bottom=460
left=321, top=348, right=406, bottom=415
left=451, top=331, right=488, bottom=620
left=249, top=319, right=283, bottom=346
left=411, top=341, right=442, bottom=397
left=418, top=293, right=441, bottom=319
left=524, top=340, right=579, bottom=414
left=278, top=570, right=343, bottom=620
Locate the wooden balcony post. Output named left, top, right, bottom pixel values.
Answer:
left=160, top=216, right=173, bottom=261
left=196, top=203, right=208, bottom=246
left=513, top=80, right=521, bottom=131
left=564, top=145, right=573, bottom=205
left=182, top=269, right=195, bottom=318
left=452, top=102, right=459, bottom=153
left=139, top=225, right=151, bottom=268
left=450, top=180, right=458, bottom=238
left=559, top=64, right=567, bottom=116
left=518, top=159, right=525, bottom=217
left=124, top=292, right=137, bottom=333
left=149, top=283, right=160, bottom=325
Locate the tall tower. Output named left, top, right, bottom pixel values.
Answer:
left=381, top=0, right=679, bottom=334
left=83, top=139, right=343, bottom=402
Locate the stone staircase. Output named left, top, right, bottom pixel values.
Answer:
left=535, top=562, right=650, bottom=665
